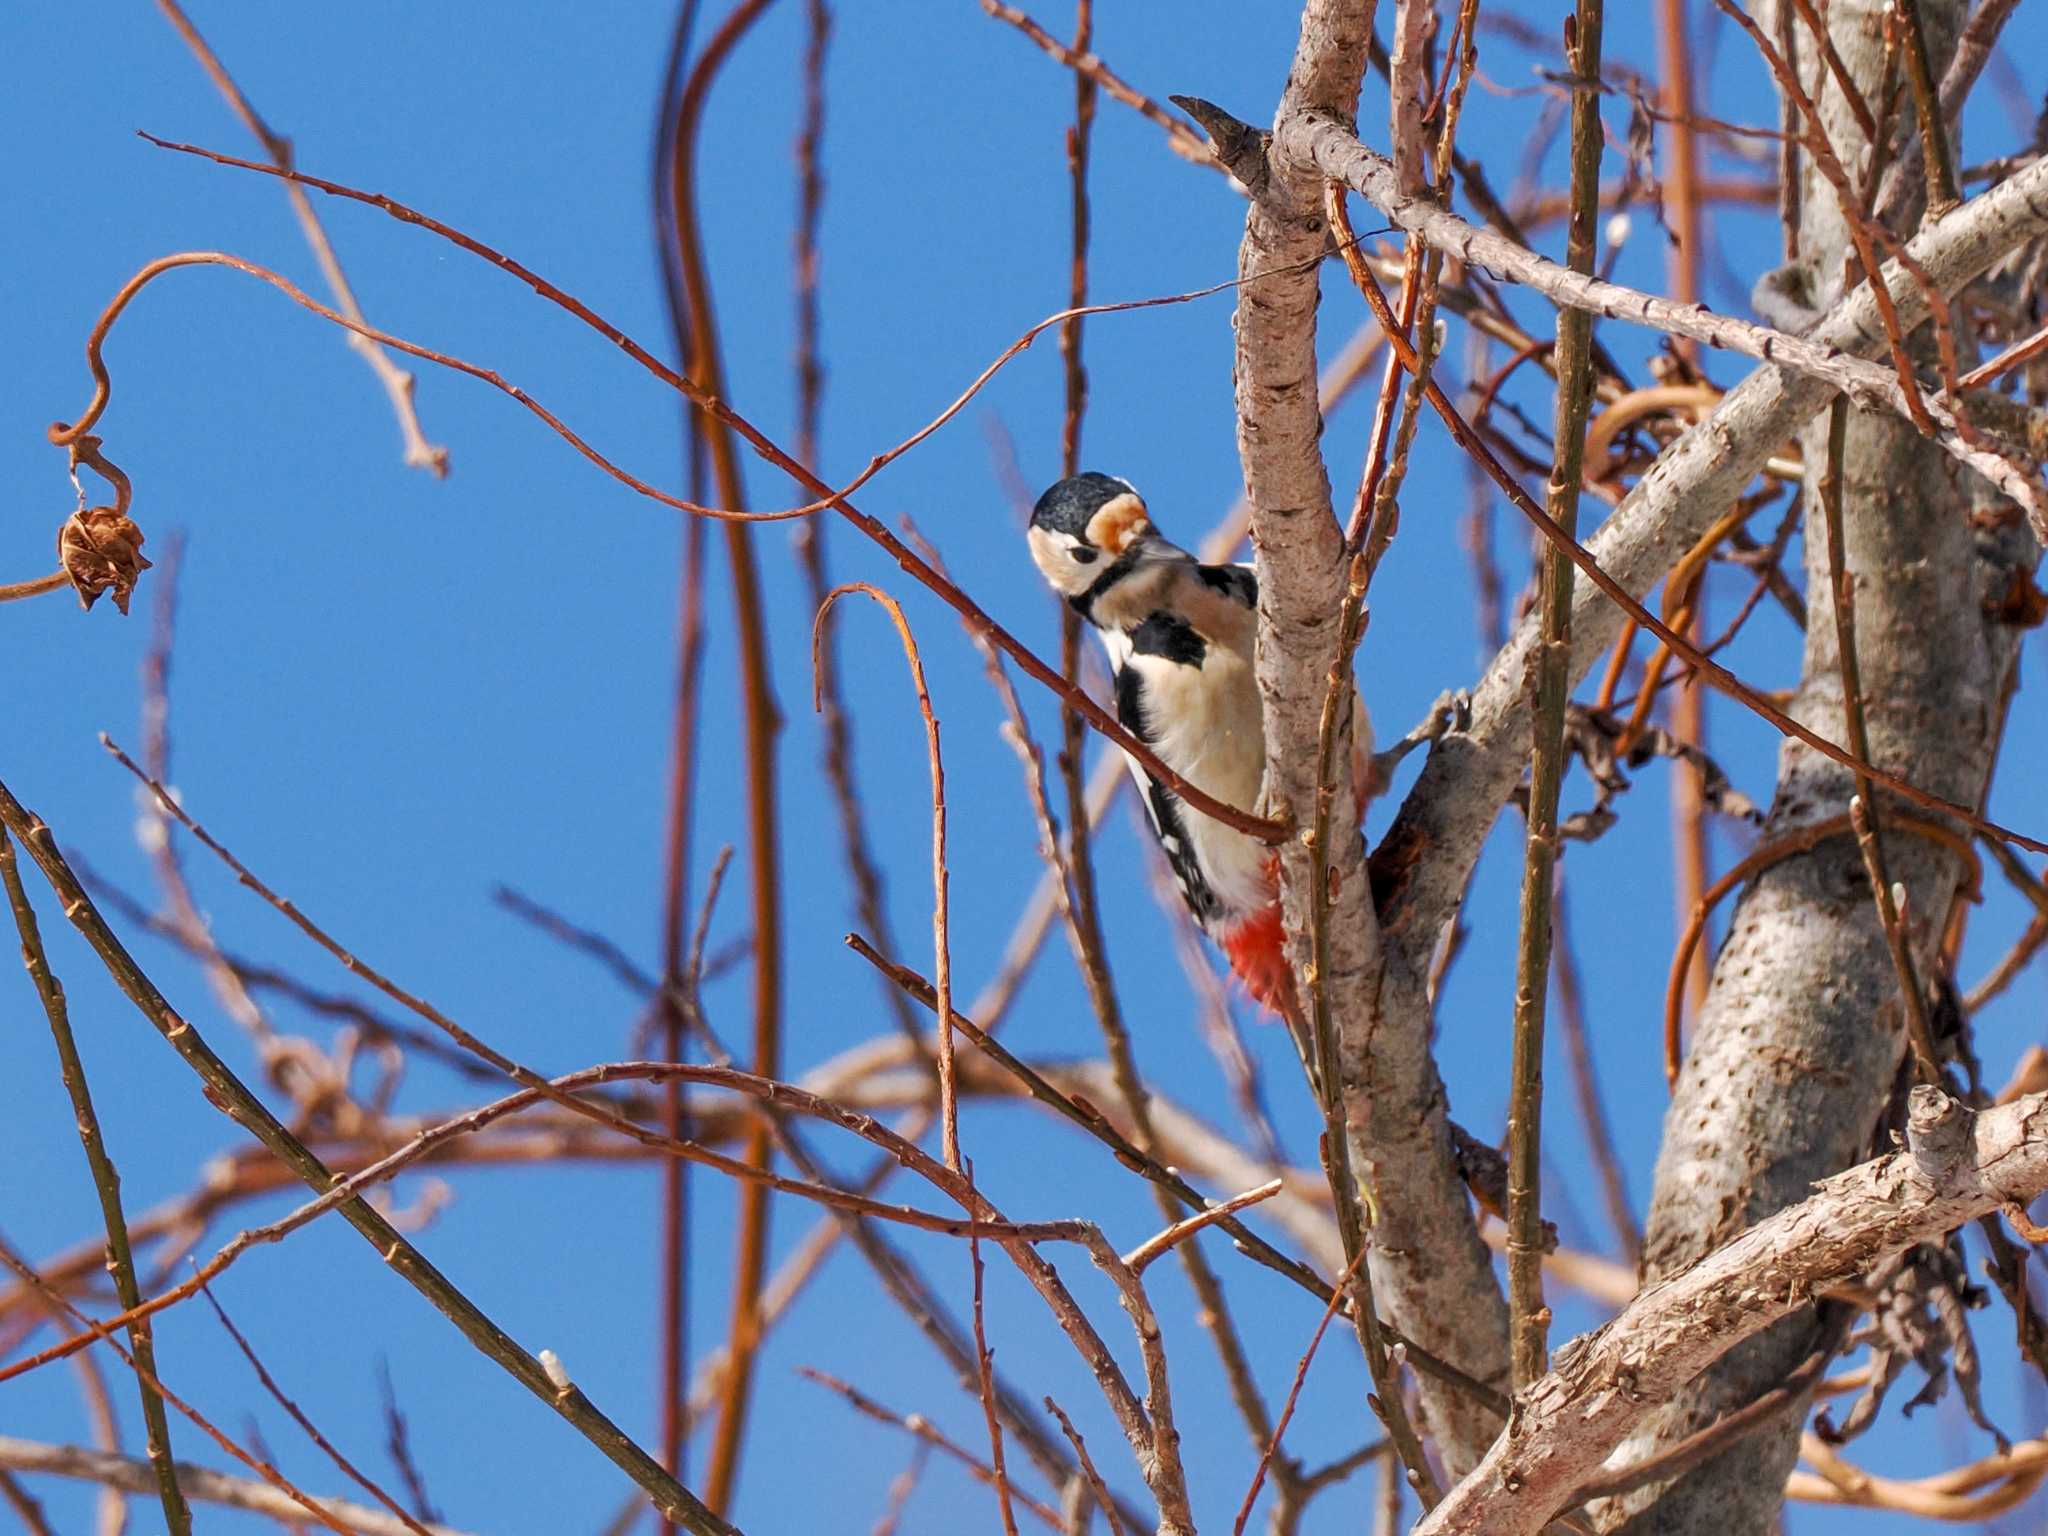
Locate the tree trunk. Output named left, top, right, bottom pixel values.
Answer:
left=1600, top=3, right=2036, bottom=1530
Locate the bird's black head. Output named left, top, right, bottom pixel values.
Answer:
left=1027, top=473, right=1151, bottom=599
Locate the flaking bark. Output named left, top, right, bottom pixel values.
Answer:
left=1230, top=0, right=1516, bottom=1471
left=1599, top=5, right=2038, bottom=1531
left=1414, top=1087, right=2048, bottom=1536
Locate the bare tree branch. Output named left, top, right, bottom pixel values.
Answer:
left=1371, top=130, right=2048, bottom=979
left=1414, top=1087, right=2048, bottom=1536
left=0, top=1435, right=476, bottom=1536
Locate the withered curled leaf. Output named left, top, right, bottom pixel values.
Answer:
left=58, top=504, right=152, bottom=614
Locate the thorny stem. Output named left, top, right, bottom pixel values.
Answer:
left=0, top=784, right=739, bottom=1535
left=0, top=832, right=191, bottom=1534
left=1507, top=0, right=1602, bottom=1394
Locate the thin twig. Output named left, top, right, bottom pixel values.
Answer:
left=125, top=142, right=1296, bottom=842
left=798, top=1370, right=1058, bottom=1531
left=1550, top=884, right=1639, bottom=1267
left=0, top=831, right=190, bottom=1534
left=1122, top=1181, right=1285, bottom=1273
left=1508, top=0, right=1603, bottom=1392
left=660, top=6, right=787, bottom=1514
left=1233, top=1246, right=1370, bottom=1536
left=1666, top=809, right=1976, bottom=1083
left=152, top=0, right=447, bottom=474
left=0, top=1469, right=54, bottom=1536
left=869, top=1445, right=928, bottom=1536
left=813, top=585, right=956, bottom=1167
left=194, top=1279, right=432, bottom=1536
left=1889, top=0, right=1959, bottom=214
left=979, top=1, right=1212, bottom=168
left=1849, top=799, right=1943, bottom=1081
left=1656, top=0, right=1713, bottom=1020
left=0, top=781, right=737, bottom=1536
left=0, top=571, right=68, bottom=603
left=652, top=10, right=711, bottom=1510
left=0, top=1435, right=476, bottom=1536
left=967, top=1225, right=1023, bottom=1536
left=1043, top=1398, right=1131, bottom=1536
left=377, top=1361, right=440, bottom=1526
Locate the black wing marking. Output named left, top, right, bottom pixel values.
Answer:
left=1112, top=653, right=1221, bottom=923
left=1113, top=658, right=1152, bottom=744
left=1195, top=562, right=1258, bottom=609
left=1129, top=611, right=1206, bottom=667
left=1146, top=779, right=1222, bottom=923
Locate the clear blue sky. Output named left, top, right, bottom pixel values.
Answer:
left=3, top=4, right=2043, bottom=1533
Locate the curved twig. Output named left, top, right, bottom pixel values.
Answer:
left=812, top=583, right=957, bottom=1170
left=1664, top=810, right=1980, bottom=1085
left=60, top=217, right=1284, bottom=843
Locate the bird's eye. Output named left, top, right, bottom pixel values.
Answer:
left=1071, top=546, right=1100, bottom=565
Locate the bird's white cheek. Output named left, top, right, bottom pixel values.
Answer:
left=1027, top=525, right=1086, bottom=595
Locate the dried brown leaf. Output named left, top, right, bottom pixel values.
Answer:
left=1510, top=705, right=1762, bottom=844
left=58, top=505, right=152, bottom=614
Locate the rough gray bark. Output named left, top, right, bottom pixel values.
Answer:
left=1313, top=136, right=2048, bottom=979
left=1598, top=4, right=2038, bottom=1531
left=1232, top=0, right=1516, bottom=1472
left=1220, top=0, right=2048, bottom=1480
left=1411, top=1086, right=2048, bottom=1536
left=1215, top=0, right=2048, bottom=1503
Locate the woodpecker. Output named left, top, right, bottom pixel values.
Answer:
left=1027, top=471, right=1312, bottom=1021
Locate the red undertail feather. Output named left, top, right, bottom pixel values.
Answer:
left=1218, top=897, right=1299, bottom=1023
